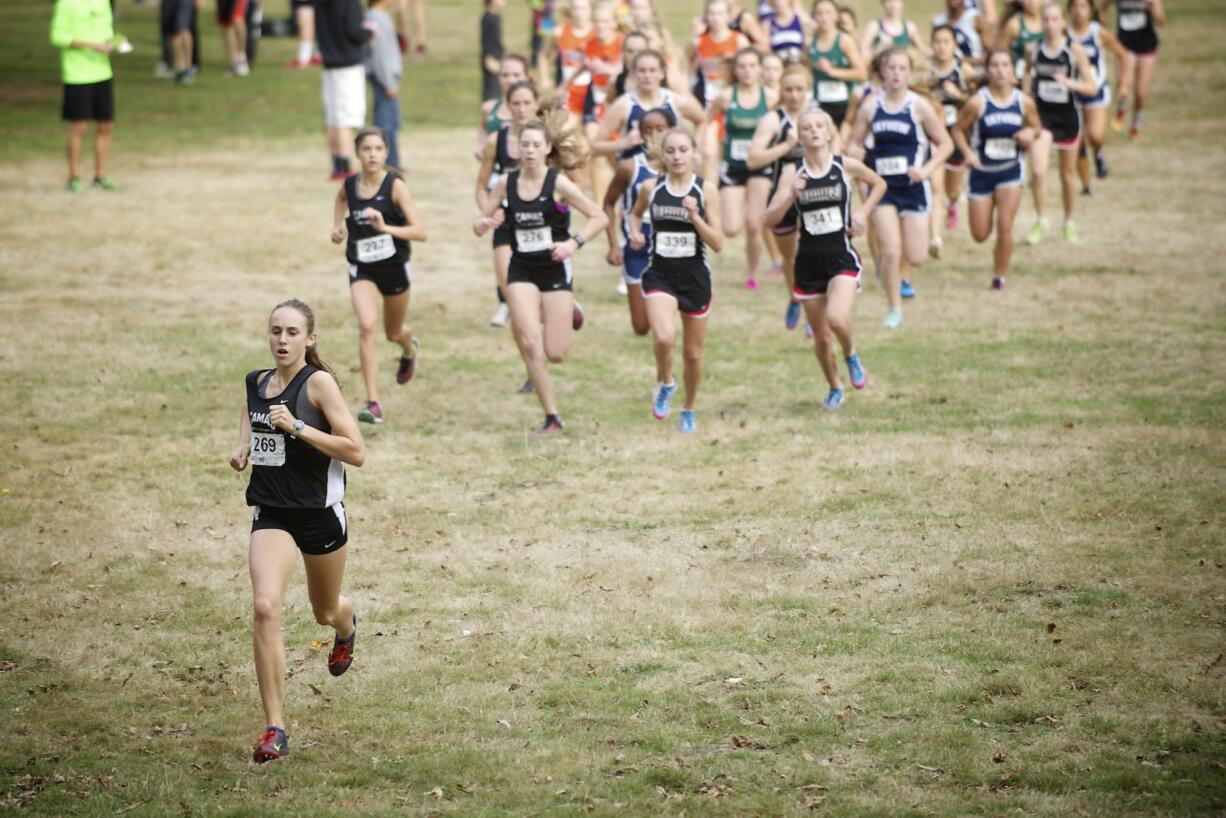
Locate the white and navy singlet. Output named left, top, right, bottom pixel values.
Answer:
left=867, top=91, right=931, bottom=213
left=1075, top=22, right=1110, bottom=108
left=968, top=87, right=1025, bottom=198
left=622, top=90, right=678, bottom=160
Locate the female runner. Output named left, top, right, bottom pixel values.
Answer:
left=628, top=128, right=724, bottom=433
left=748, top=62, right=812, bottom=328
left=1068, top=0, right=1132, bottom=190
left=603, top=107, right=673, bottom=334
left=860, top=0, right=928, bottom=59
left=230, top=298, right=365, bottom=763
left=808, top=0, right=867, bottom=129
left=593, top=49, right=706, bottom=162
left=998, top=0, right=1043, bottom=78
left=476, top=81, right=541, bottom=329
left=1103, top=0, right=1163, bottom=139
left=952, top=49, right=1041, bottom=290
left=688, top=0, right=750, bottom=108
left=330, top=128, right=427, bottom=425
left=476, top=53, right=530, bottom=158
left=709, top=47, right=778, bottom=290
left=581, top=2, right=624, bottom=200
left=474, top=114, right=608, bottom=432
left=760, top=51, right=787, bottom=278
left=762, top=0, right=813, bottom=65
left=764, top=109, right=885, bottom=410
left=931, top=0, right=990, bottom=65
left=540, top=0, right=594, bottom=120
left=927, top=24, right=971, bottom=243
left=848, top=48, right=952, bottom=329
left=1022, top=1, right=1097, bottom=244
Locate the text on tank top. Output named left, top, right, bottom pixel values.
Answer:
left=507, top=168, right=571, bottom=261
left=795, top=155, right=855, bottom=256
left=972, top=87, right=1023, bottom=170
left=345, top=173, right=410, bottom=267
left=649, top=174, right=707, bottom=270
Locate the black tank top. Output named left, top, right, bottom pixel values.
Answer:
left=1115, top=0, right=1158, bottom=53
left=493, top=126, right=518, bottom=181
left=507, top=168, right=571, bottom=271
left=648, top=174, right=708, bottom=275
left=770, top=108, right=805, bottom=180
left=795, top=155, right=855, bottom=258
left=1031, top=40, right=1079, bottom=126
left=245, top=366, right=346, bottom=510
left=344, top=172, right=410, bottom=268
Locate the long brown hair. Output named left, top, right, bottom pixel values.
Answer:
left=353, top=127, right=404, bottom=177
left=272, top=299, right=337, bottom=382
left=520, top=108, right=589, bottom=171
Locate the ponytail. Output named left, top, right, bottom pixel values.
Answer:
left=272, top=299, right=339, bottom=385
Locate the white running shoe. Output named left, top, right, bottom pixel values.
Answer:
left=616, top=279, right=628, bottom=296
left=489, top=302, right=510, bottom=327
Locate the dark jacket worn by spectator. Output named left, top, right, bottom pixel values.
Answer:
left=313, top=0, right=372, bottom=68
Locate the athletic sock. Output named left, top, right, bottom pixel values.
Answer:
left=496, top=286, right=506, bottom=304
left=1132, top=110, right=1144, bottom=129
left=297, top=41, right=313, bottom=65
left=332, top=155, right=350, bottom=175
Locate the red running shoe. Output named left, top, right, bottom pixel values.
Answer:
left=538, top=414, right=564, bottom=433
left=572, top=302, right=585, bottom=331
left=252, top=726, right=289, bottom=763
left=396, top=338, right=419, bottom=384
left=328, top=616, right=356, bottom=677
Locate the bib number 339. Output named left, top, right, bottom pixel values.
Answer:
left=250, top=431, right=286, bottom=467
left=655, top=232, right=696, bottom=258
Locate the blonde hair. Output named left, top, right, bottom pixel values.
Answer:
left=781, top=62, right=812, bottom=87
left=645, top=127, right=697, bottom=172
left=520, top=109, right=589, bottom=171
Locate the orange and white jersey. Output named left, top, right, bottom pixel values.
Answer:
left=558, top=23, right=595, bottom=114
left=694, top=31, right=740, bottom=106
left=584, top=34, right=623, bottom=113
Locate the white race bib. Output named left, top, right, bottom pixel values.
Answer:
left=516, top=227, right=552, bottom=253
left=943, top=103, right=958, bottom=127
left=1037, top=79, right=1070, bottom=104
left=655, top=231, right=696, bottom=258
left=875, top=155, right=908, bottom=176
left=802, top=206, right=844, bottom=236
left=250, top=431, right=286, bottom=467
left=356, top=233, right=395, bottom=263
left=817, top=80, right=849, bottom=103
left=984, top=138, right=1018, bottom=161
left=729, top=139, right=751, bottom=161
left=1119, top=11, right=1145, bottom=31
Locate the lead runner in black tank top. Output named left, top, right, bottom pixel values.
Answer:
left=229, top=299, right=366, bottom=764
left=764, top=110, right=886, bottom=412
left=473, top=116, right=609, bottom=433
left=626, top=129, right=723, bottom=434
left=1105, top=0, right=1164, bottom=139
left=331, top=128, right=429, bottom=426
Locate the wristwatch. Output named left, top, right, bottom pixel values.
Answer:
left=570, top=233, right=586, bottom=249
left=292, top=419, right=305, bottom=438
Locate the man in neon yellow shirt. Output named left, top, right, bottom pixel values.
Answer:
left=50, top=0, right=118, bottom=192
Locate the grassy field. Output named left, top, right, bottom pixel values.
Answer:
left=2, top=0, right=1225, bottom=815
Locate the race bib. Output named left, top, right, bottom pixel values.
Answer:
left=817, top=80, right=849, bottom=103
left=875, top=155, right=908, bottom=176
left=655, top=231, right=696, bottom=258
left=983, top=137, right=1018, bottom=161
left=250, top=431, right=286, bottom=467
left=943, top=104, right=958, bottom=127
left=356, top=233, right=395, bottom=263
left=730, top=139, right=751, bottom=161
left=1037, top=79, right=1070, bottom=104
left=516, top=227, right=552, bottom=253
left=1119, top=11, right=1145, bottom=31
left=802, top=206, right=844, bottom=236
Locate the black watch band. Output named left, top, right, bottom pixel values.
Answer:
left=570, top=234, right=585, bottom=248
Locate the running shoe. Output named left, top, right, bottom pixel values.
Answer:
left=67, top=177, right=83, bottom=193
left=517, top=378, right=534, bottom=394
left=1023, top=219, right=1048, bottom=246
left=652, top=380, right=677, bottom=420
left=745, top=277, right=759, bottom=291
left=396, top=338, right=419, bottom=384
left=252, top=726, right=289, bottom=764
left=928, top=237, right=943, bottom=260
left=397, top=34, right=409, bottom=53
left=414, top=43, right=428, bottom=56
left=327, top=616, right=356, bottom=677
left=822, top=388, right=844, bottom=411
left=286, top=58, right=310, bottom=69
left=1111, top=107, right=1126, bottom=133
left=1094, top=152, right=1109, bottom=179
left=153, top=61, right=173, bottom=78
left=845, top=353, right=867, bottom=390
left=357, top=401, right=383, bottom=424
left=883, top=308, right=903, bottom=330
left=678, top=409, right=697, bottom=433
left=572, top=302, right=585, bottom=331
left=174, top=67, right=197, bottom=85
left=489, top=302, right=510, bottom=327
left=1063, top=222, right=1080, bottom=243
left=945, top=203, right=958, bottom=231
left=785, top=300, right=802, bottom=330
left=991, top=276, right=1006, bottom=292
left=616, top=279, right=628, bottom=296
left=900, top=279, right=916, bottom=299
left=92, top=177, right=119, bottom=192
left=1129, top=126, right=1140, bottom=141
left=329, top=170, right=349, bottom=181
left=804, top=322, right=814, bottom=339
left=538, top=414, right=564, bottom=433
left=1081, top=186, right=1092, bottom=197
left=767, top=260, right=783, bottom=278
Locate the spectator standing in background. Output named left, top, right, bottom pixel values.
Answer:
left=481, top=0, right=505, bottom=103
left=51, top=0, right=119, bottom=191
left=217, top=0, right=251, bottom=75
left=366, top=0, right=404, bottom=167
left=393, top=0, right=428, bottom=55
left=156, top=0, right=199, bottom=78
left=315, top=0, right=375, bottom=179
left=289, top=0, right=320, bottom=68
left=160, top=0, right=197, bottom=83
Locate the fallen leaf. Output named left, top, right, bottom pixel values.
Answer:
left=1046, top=623, right=1057, bottom=633
left=428, top=787, right=444, bottom=799
left=992, top=752, right=1006, bottom=764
